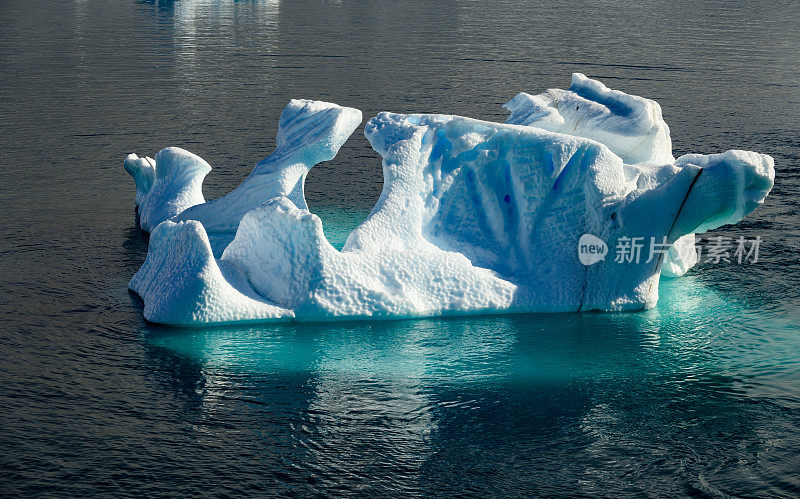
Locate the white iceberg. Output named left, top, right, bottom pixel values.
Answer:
left=125, top=75, right=774, bottom=325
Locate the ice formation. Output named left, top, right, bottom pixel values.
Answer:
left=125, top=99, right=362, bottom=253
left=124, top=75, right=774, bottom=325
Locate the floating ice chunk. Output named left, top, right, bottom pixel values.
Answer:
left=130, top=219, right=292, bottom=325
left=505, top=72, right=673, bottom=165
left=124, top=81, right=774, bottom=325
left=124, top=99, right=362, bottom=253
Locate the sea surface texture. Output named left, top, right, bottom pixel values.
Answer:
left=1, top=1, right=799, bottom=496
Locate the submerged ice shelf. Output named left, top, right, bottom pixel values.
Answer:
left=124, top=75, right=774, bottom=325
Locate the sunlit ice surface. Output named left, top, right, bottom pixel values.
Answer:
left=123, top=84, right=775, bottom=324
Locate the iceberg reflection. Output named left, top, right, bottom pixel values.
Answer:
left=137, top=276, right=800, bottom=493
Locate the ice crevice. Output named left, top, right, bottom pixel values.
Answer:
left=124, top=74, right=775, bottom=325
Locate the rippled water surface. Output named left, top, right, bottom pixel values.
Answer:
left=1, top=1, right=799, bottom=496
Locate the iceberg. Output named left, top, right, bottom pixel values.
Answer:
left=124, top=75, right=774, bottom=325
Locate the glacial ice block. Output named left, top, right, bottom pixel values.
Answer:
left=349, top=112, right=771, bottom=314
left=125, top=79, right=774, bottom=325
left=124, top=99, right=362, bottom=253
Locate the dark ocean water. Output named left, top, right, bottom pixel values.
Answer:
left=1, top=0, right=799, bottom=496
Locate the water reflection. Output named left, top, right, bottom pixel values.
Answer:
left=141, top=276, right=800, bottom=407
left=136, top=277, right=800, bottom=494
left=137, top=0, right=179, bottom=16
left=172, top=0, right=280, bottom=71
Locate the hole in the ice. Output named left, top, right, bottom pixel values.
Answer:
left=304, top=128, right=383, bottom=251
left=503, top=194, right=511, bottom=203
left=308, top=205, right=373, bottom=251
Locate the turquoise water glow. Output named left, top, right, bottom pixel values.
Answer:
left=149, top=218, right=800, bottom=407
left=147, top=278, right=800, bottom=406
left=139, top=275, right=800, bottom=496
